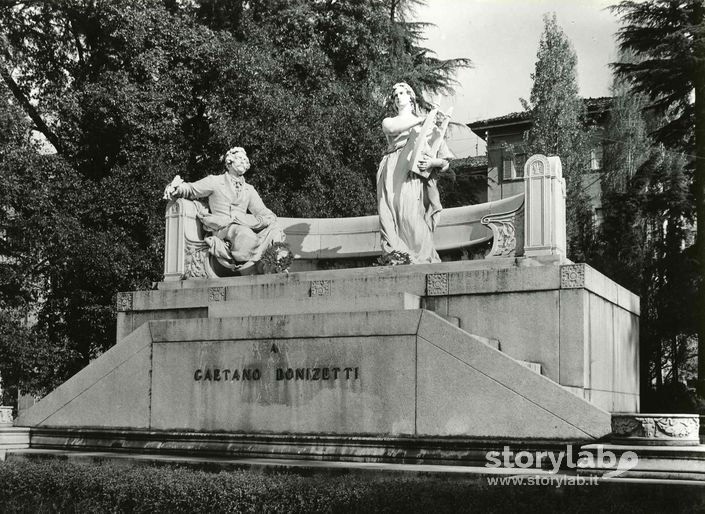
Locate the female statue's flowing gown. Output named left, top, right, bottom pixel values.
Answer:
left=377, top=125, right=445, bottom=263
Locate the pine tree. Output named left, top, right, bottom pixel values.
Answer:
left=524, top=13, right=594, bottom=261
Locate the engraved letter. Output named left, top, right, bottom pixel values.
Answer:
left=194, top=369, right=202, bottom=381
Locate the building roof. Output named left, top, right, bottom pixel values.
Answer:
left=452, top=155, right=488, bottom=172
left=467, top=97, right=613, bottom=139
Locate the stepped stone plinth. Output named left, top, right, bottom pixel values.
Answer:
left=14, top=259, right=639, bottom=463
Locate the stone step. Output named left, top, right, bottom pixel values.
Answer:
left=577, top=443, right=705, bottom=481
left=208, top=292, right=421, bottom=318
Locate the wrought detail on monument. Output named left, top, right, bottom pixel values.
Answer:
left=612, top=414, right=700, bottom=445
left=116, top=292, right=133, bottom=312
left=0, top=406, right=13, bottom=426
left=560, top=264, right=585, bottom=288
left=208, top=287, right=226, bottom=302
left=426, top=273, right=449, bottom=296
left=655, top=417, right=700, bottom=438
left=481, top=210, right=518, bottom=258
left=310, top=280, right=331, bottom=297
left=530, top=159, right=545, bottom=176
left=184, top=242, right=210, bottom=279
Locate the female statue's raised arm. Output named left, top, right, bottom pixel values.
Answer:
left=382, top=114, right=423, bottom=136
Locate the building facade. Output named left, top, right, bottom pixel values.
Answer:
left=467, top=97, right=612, bottom=222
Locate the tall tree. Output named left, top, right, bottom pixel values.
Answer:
left=610, top=0, right=705, bottom=395
left=597, top=57, right=699, bottom=406
left=523, top=13, right=594, bottom=261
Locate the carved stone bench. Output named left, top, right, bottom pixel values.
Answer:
left=163, top=154, right=564, bottom=280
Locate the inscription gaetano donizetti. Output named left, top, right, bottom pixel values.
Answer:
left=193, top=366, right=360, bottom=382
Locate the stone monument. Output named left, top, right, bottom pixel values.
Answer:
left=10, top=153, right=644, bottom=466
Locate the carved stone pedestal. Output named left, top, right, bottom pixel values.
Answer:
left=0, top=406, right=30, bottom=460
left=0, top=406, right=12, bottom=426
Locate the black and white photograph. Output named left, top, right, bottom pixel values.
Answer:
left=0, top=0, right=703, bottom=511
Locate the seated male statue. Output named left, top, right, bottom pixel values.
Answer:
left=165, top=146, right=285, bottom=272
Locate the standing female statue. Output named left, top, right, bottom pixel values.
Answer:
left=377, top=82, right=451, bottom=263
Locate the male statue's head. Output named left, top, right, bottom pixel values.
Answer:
left=223, top=147, right=251, bottom=177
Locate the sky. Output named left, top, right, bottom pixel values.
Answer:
left=415, top=0, right=622, bottom=156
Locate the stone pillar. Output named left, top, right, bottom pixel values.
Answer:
left=164, top=199, right=186, bottom=281
left=523, top=154, right=567, bottom=259
left=0, top=406, right=12, bottom=426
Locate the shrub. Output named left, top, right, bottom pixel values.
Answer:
left=0, top=458, right=702, bottom=513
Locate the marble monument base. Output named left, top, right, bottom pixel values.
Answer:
left=15, top=260, right=639, bottom=463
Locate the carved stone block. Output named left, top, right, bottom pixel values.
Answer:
left=209, top=287, right=226, bottom=302
left=184, top=243, right=209, bottom=279
left=116, top=292, right=133, bottom=312
left=310, top=280, right=332, bottom=297
left=0, top=406, right=13, bottom=426
left=481, top=212, right=517, bottom=258
left=611, top=414, right=700, bottom=446
left=560, top=264, right=585, bottom=289
left=426, top=273, right=449, bottom=296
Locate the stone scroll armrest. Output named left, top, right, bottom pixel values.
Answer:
left=480, top=193, right=525, bottom=259
left=164, top=198, right=215, bottom=281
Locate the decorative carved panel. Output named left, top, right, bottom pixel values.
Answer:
left=184, top=242, right=210, bottom=279
left=208, top=287, right=226, bottom=302
left=310, top=280, right=332, bottom=297
left=529, top=159, right=545, bottom=176
left=481, top=210, right=519, bottom=258
left=426, top=273, right=449, bottom=296
left=560, top=264, right=585, bottom=288
left=612, top=414, right=699, bottom=444
left=116, top=292, right=133, bottom=312
left=0, top=406, right=13, bottom=426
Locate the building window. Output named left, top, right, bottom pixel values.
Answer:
left=590, top=146, right=603, bottom=171
left=502, top=152, right=527, bottom=181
